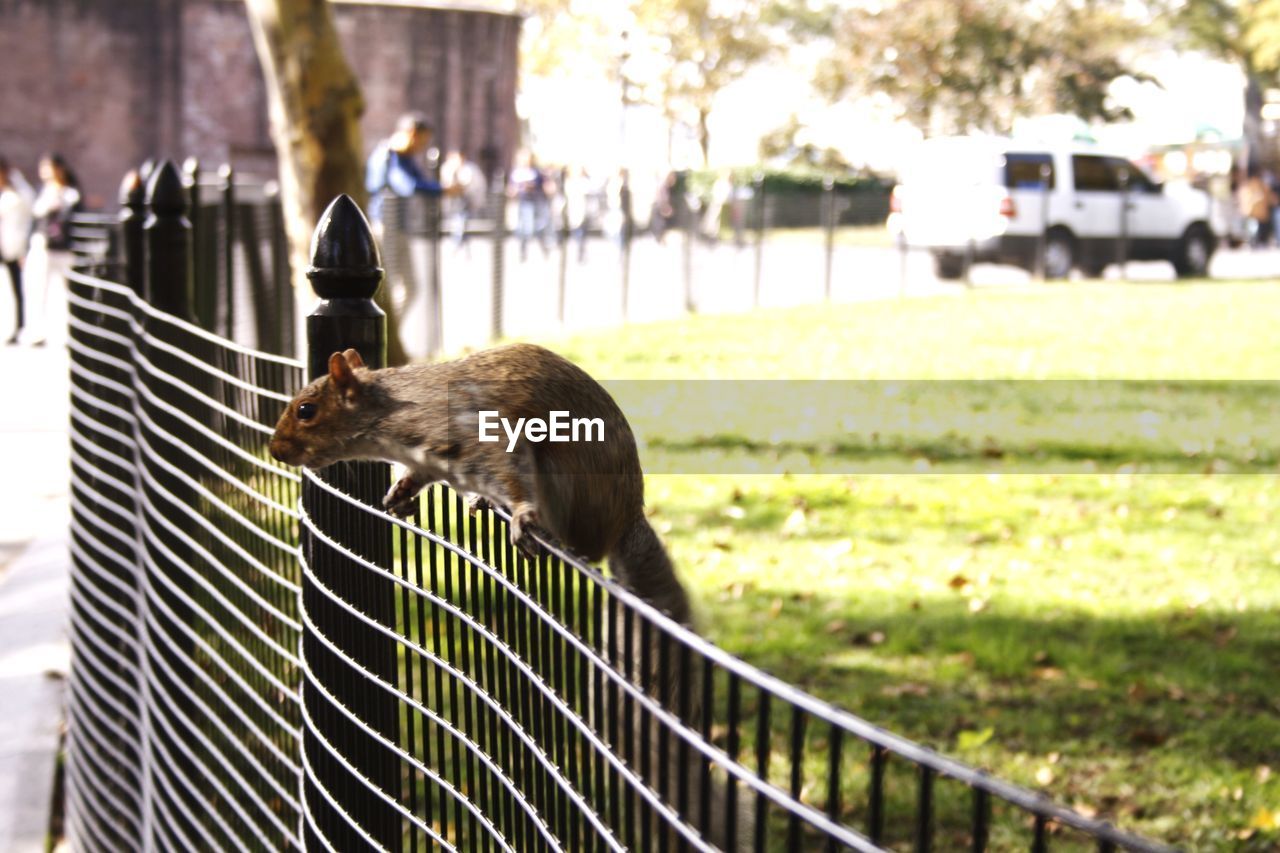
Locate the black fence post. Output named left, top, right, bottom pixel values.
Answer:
left=185, top=157, right=215, bottom=331
left=490, top=173, right=506, bottom=342
left=682, top=186, right=696, bottom=313
left=963, top=237, right=975, bottom=288
left=620, top=174, right=633, bottom=322
left=822, top=177, right=836, bottom=301
left=183, top=157, right=201, bottom=216
left=143, top=160, right=193, bottom=319
left=426, top=194, right=444, bottom=358
left=299, top=195, right=401, bottom=852
left=265, top=181, right=294, bottom=358
left=118, top=169, right=145, bottom=295
left=557, top=176, right=570, bottom=327
left=753, top=173, right=765, bottom=309
left=1117, top=166, right=1130, bottom=280
left=1036, top=162, right=1051, bottom=282
left=219, top=164, right=236, bottom=338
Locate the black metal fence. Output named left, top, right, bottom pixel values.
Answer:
left=65, top=159, right=1174, bottom=852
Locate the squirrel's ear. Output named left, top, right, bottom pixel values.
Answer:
left=328, top=351, right=360, bottom=398
left=342, top=348, right=365, bottom=369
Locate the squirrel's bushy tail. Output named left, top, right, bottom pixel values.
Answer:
left=608, top=513, right=693, bottom=626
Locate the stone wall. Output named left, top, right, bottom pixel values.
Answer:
left=0, top=0, right=520, bottom=207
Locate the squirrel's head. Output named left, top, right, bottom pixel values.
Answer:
left=270, top=348, right=373, bottom=468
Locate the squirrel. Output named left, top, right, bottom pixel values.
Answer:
left=269, top=341, right=691, bottom=626
left=270, top=342, right=752, bottom=850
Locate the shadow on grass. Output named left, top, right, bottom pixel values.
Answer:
left=696, top=587, right=1280, bottom=849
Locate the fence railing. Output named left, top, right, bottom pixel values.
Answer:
left=65, top=158, right=1175, bottom=852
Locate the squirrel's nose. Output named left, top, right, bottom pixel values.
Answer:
left=268, top=438, right=289, bottom=464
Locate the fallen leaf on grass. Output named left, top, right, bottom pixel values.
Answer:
left=880, top=682, right=930, bottom=698
left=956, top=727, right=994, bottom=750
left=781, top=507, right=808, bottom=536
left=850, top=630, right=886, bottom=647
left=1035, top=766, right=1055, bottom=786
left=1128, top=728, right=1168, bottom=747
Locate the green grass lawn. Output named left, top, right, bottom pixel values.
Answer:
left=521, top=283, right=1280, bottom=849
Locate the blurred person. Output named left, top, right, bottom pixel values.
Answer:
left=602, top=168, right=634, bottom=251
left=509, top=151, right=551, bottom=261
left=730, top=175, right=750, bottom=248
left=650, top=170, right=679, bottom=243
left=1237, top=170, right=1275, bottom=249
left=441, top=149, right=487, bottom=253
left=1268, top=169, right=1280, bottom=246
left=562, top=165, right=593, bottom=262
left=364, top=112, right=444, bottom=223
left=0, top=157, right=34, bottom=345
left=25, top=152, right=81, bottom=347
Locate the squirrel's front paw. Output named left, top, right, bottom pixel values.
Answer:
left=383, top=475, right=422, bottom=518
left=466, top=494, right=493, bottom=516
left=509, top=506, right=550, bottom=559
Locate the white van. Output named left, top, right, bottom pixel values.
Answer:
left=890, top=137, right=1220, bottom=279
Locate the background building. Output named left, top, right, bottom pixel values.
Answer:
left=0, top=0, right=521, bottom=207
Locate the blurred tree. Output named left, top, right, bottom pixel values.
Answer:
left=758, top=114, right=852, bottom=171
left=520, top=0, right=616, bottom=80
left=633, top=0, right=777, bottom=165
left=1168, top=0, right=1280, bottom=168
left=518, top=0, right=780, bottom=166
left=806, top=0, right=1149, bottom=136
left=243, top=0, right=407, bottom=364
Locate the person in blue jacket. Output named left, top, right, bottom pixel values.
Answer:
left=365, top=112, right=444, bottom=222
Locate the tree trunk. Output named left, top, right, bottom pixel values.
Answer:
left=243, top=0, right=408, bottom=365
left=698, top=106, right=711, bottom=167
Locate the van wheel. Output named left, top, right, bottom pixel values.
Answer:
left=1174, top=225, right=1213, bottom=278
left=1043, top=229, right=1074, bottom=279
left=933, top=252, right=966, bottom=280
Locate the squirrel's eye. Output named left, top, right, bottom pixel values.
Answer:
left=297, top=402, right=317, bottom=421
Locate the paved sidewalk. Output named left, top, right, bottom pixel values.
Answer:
left=0, top=340, right=72, bottom=852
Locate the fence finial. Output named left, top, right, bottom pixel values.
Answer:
left=145, top=160, right=187, bottom=217
left=307, top=194, right=383, bottom=300
left=143, top=159, right=193, bottom=318
left=118, top=168, right=146, bottom=294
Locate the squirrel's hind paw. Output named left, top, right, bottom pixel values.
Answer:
left=510, top=506, right=553, bottom=560
left=383, top=475, right=423, bottom=518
